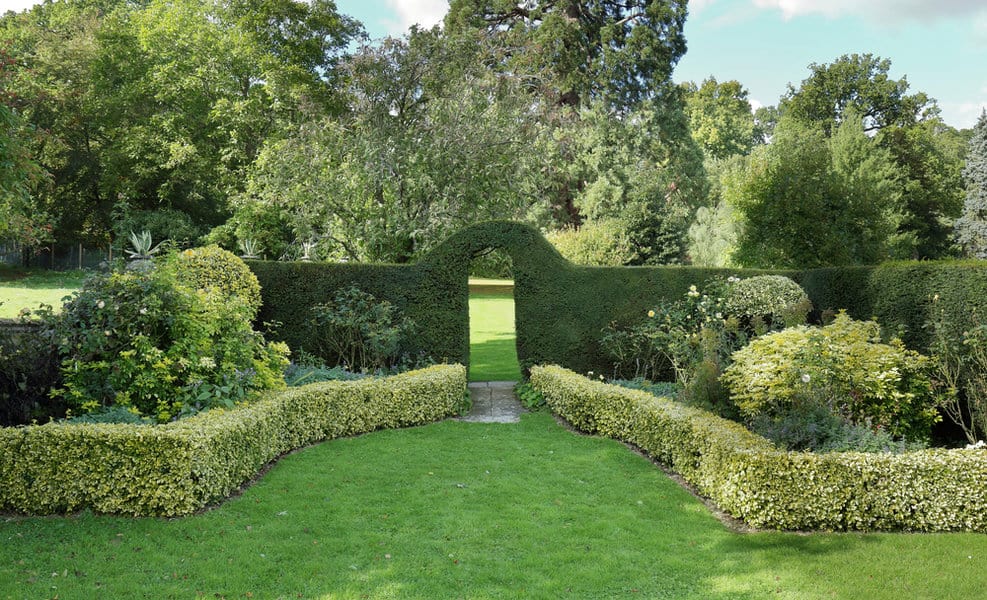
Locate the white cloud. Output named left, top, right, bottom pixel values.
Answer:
left=0, top=0, right=41, bottom=13
left=749, top=97, right=764, bottom=113
left=385, top=0, right=448, bottom=34
left=753, top=0, right=987, bottom=23
left=941, top=100, right=987, bottom=129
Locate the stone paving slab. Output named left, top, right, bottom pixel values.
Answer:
left=460, top=381, right=524, bottom=423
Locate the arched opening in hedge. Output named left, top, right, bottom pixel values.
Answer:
left=467, top=251, right=519, bottom=381
left=420, top=221, right=572, bottom=377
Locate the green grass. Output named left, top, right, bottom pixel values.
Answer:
left=2, top=412, right=985, bottom=599
left=0, top=268, right=87, bottom=317
left=469, top=290, right=520, bottom=382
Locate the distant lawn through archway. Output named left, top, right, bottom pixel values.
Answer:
left=468, top=278, right=520, bottom=382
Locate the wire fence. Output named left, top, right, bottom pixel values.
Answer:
left=0, top=243, right=116, bottom=271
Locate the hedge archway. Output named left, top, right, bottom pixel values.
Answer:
left=418, top=221, right=572, bottom=376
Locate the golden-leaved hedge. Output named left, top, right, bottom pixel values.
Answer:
left=0, top=364, right=466, bottom=517
left=530, top=365, right=987, bottom=532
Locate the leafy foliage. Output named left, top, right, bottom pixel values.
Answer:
left=234, top=29, right=547, bottom=263
left=0, top=0, right=360, bottom=247
left=778, top=53, right=964, bottom=260
left=722, top=312, right=938, bottom=441
left=682, top=77, right=757, bottom=159
left=729, top=115, right=903, bottom=267
left=445, top=0, right=688, bottom=112
left=780, top=53, right=935, bottom=135
left=308, top=286, right=418, bottom=372
left=544, top=220, right=634, bottom=266
left=928, top=301, right=987, bottom=444
left=46, top=250, right=288, bottom=422
left=171, top=244, right=263, bottom=318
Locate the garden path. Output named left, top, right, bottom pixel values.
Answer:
left=460, top=381, right=523, bottom=423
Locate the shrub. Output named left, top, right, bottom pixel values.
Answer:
left=601, top=278, right=747, bottom=418
left=748, top=387, right=926, bottom=453
left=0, top=364, right=466, bottom=516
left=544, top=219, right=634, bottom=266
left=0, top=319, right=63, bottom=426
left=169, top=245, right=263, bottom=319
left=531, top=365, right=987, bottom=532
left=724, top=275, right=811, bottom=332
left=928, top=302, right=987, bottom=444
left=48, top=252, right=289, bottom=422
left=722, top=312, right=938, bottom=441
left=308, top=286, right=418, bottom=372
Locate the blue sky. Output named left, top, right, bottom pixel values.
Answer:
left=336, top=0, right=987, bottom=129
left=2, top=0, right=984, bottom=128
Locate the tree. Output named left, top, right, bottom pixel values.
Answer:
left=729, top=115, right=902, bottom=268
left=0, top=0, right=360, bottom=247
left=681, top=77, right=757, bottom=159
left=687, top=156, right=745, bottom=266
left=955, top=111, right=987, bottom=258
left=781, top=53, right=964, bottom=259
left=881, top=119, right=965, bottom=259
left=0, top=48, right=52, bottom=252
left=445, top=0, right=704, bottom=254
left=781, top=53, right=935, bottom=135
left=567, top=100, right=706, bottom=264
left=445, top=0, right=688, bottom=111
left=233, top=28, right=549, bottom=263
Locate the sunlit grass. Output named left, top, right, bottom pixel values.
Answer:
left=469, top=290, right=520, bottom=382
left=2, top=411, right=985, bottom=599
left=0, top=268, right=86, bottom=317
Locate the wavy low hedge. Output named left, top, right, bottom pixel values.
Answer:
left=0, top=364, right=466, bottom=517
left=530, top=365, right=987, bottom=532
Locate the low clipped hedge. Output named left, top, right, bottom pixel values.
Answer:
left=0, top=364, right=466, bottom=517
left=530, top=365, right=987, bottom=532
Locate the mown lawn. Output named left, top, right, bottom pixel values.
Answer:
left=0, top=268, right=87, bottom=317
left=469, top=287, right=520, bottom=382
left=2, top=412, right=985, bottom=599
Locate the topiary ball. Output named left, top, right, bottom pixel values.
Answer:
left=724, top=275, right=811, bottom=329
left=170, top=245, right=263, bottom=318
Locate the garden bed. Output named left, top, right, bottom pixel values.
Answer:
left=0, top=364, right=466, bottom=517
left=531, top=365, right=987, bottom=532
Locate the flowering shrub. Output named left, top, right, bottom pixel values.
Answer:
left=722, top=312, right=938, bottom=441
left=601, top=278, right=746, bottom=417
left=723, top=275, right=811, bottom=333
left=47, top=251, right=289, bottom=422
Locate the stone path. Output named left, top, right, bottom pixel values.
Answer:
left=460, top=381, right=524, bottom=423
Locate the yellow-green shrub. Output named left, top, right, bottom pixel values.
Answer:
left=530, top=365, right=987, bottom=532
left=0, top=364, right=466, bottom=517
left=721, top=312, right=937, bottom=440
left=170, top=245, right=263, bottom=318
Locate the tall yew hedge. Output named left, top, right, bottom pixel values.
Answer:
left=248, top=221, right=987, bottom=376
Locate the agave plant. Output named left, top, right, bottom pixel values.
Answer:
left=237, top=238, right=262, bottom=259
left=300, top=240, right=317, bottom=261
left=125, top=230, right=163, bottom=262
